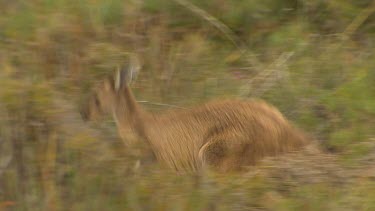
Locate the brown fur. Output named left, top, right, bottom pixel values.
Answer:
left=81, top=74, right=310, bottom=173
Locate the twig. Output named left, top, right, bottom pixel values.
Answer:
left=342, top=0, right=375, bottom=40
left=172, top=0, right=247, bottom=53
left=238, top=52, right=294, bottom=97
left=41, top=131, right=58, bottom=211
left=0, top=139, right=12, bottom=177
left=137, top=100, right=187, bottom=109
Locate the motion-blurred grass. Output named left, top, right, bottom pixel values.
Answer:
left=0, top=0, right=375, bottom=210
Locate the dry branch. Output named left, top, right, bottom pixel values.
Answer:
left=172, top=0, right=247, bottom=53
left=238, top=52, right=294, bottom=98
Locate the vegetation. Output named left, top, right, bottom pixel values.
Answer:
left=0, top=0, right=374, bottom=210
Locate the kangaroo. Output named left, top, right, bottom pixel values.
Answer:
left=81, top=65, right=310, bottom=173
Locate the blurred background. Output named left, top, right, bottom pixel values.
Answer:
left=1, top=0, right=375, bottom=210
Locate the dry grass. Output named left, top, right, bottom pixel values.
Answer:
left=0, top=0, right=374, bottom=210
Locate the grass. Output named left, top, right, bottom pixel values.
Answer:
left=0, top=0, right=374, bottom=210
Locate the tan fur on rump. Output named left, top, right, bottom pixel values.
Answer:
left=81, top=72, right=310, bottom=173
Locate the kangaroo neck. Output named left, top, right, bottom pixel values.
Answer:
left=112, top=86, right=150, bottom=140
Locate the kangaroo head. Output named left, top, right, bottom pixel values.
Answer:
left=81, top=65, right=134, bottom=122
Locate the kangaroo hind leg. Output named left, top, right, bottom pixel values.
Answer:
left=198, top=134, right=252, bottom=173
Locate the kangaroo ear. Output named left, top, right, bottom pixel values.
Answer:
left=114, top=66, right=123, bottom=91
left=114, top=55, right=140, bottom=91
left=129, top=55, right=140, bottom=82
